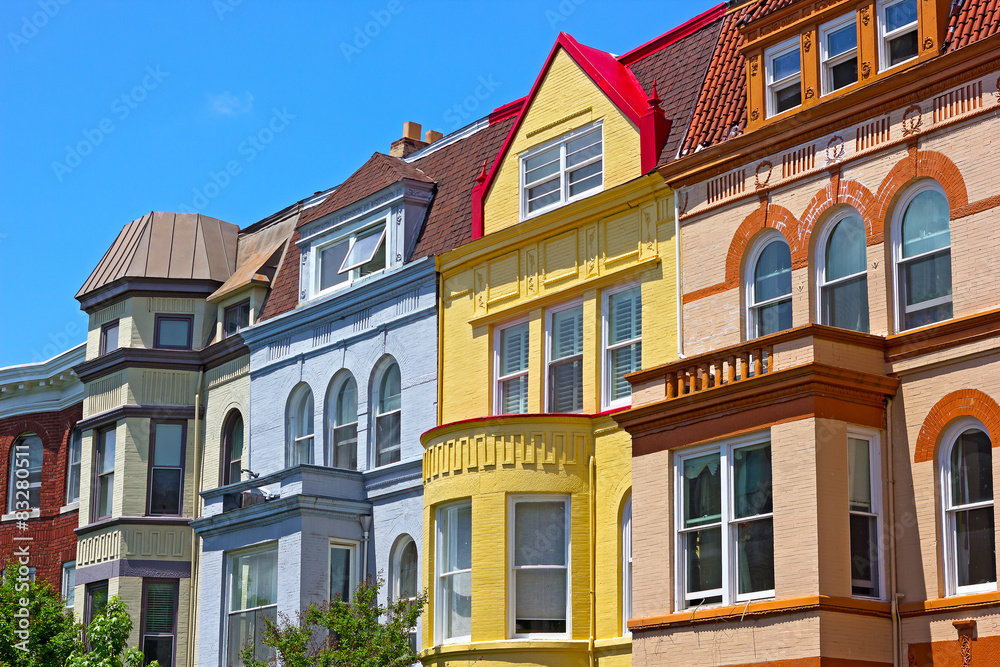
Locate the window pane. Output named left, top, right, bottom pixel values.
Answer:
left=340, top=227, right=386, bottom=273
left=515, top=569, right=567, bottom=633
left=734, top=443, right=772, bottom=519
left=501, top=376, right=529, bottom=414
left=514, top=501, right=566, bottom=566
left=100, top=430, right=116, bottom=474
left=443, top=505, right=472, bottom=572
left=228, top=416, right=244, bottom=467
left=609, top=289, right=641, bottom=345
left=685, top=528, right=722, bottom=594
left=376, top=413, right=401, bottom=466
left=157, top=318, right=190, bottom=348
left=755, top=300, right=793, bottom=337
left=831, top=58, right=858, bottom=90
left=528, top=179, right=560, bottom=212
left=145, top=583, right=176, bottom=633
left=143, top=637, right=173, bottom=667
left=610, top=343, right=641, bottom=401
left=227, top=608, right=276, bottom=667
left=903, top=251, right=951, bottom=307
left=902, top=190, right=950, bottom=258
left=754, top=240, right=792, bottom=303
left=398, top=541, right=418, bottom=600
left=826, top=216, right=866, bottom=281
left=951, top=429, right=993, bottom=506
left=848, top=438, right=872, bottom=512
left=294, top=391, right=314, bottom=439
left=737, top=519, right=775, bottom=594
left=231, top=549, right=278, bottom=611
left=360, top=232, right=386, bottom=277
left=565, top=130, right=601, bottom=166
left=683, top=453, right=722, bottom=528
left=225, top=302, right=250, bottom=336
left=102, top=321, right=120, bottom=354
left=552, top=307, right=582, bottom=360
left=827, top=23, right=857, bottom=56
left=885, top=0, right=917, bottom=31
left=379, top=365, right=401, bottom=414
left=154, top=424, right=184, bottom=467
left=150, top=469, right=182, bottom=515
left=441, top=571, right=471, bottom=639
left=330, top=547, right=352, bottom=601
left=501, top=323, right=530, bottom=376
left=68, top=431, right=82, bottom=503
left=524, top=146, right=560, bottom=183
left=89, top=585, right=109, bottom=619
left=888, top=31, right=918, bottom=65
left=98, top=474, right=114, bottom=517
left=549, top=359, right=583, bottom=412
left=955, top=506, right=996, bottom=588
left=320, top=241, right=350, bottom=291
left=850, top=513, right=879, bottom=597
left=333, top=424, right=358, bottom=470
left=568, top=161, right=602, bottom=197
left=63, top=565, right=76, bottom=608
left=823, top=275, right=869, bottom=332
left=774, top=83, right=801, bottom=113
left=772, top=49, right=800, bottom=81
left=336, top=378, right=358, bottom=425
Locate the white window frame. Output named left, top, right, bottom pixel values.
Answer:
left=745, top=231, right=793, bottom=340
left=674, top=433, right=775, bottom=610
left=602, top=283, right=642, bottom=411
left=890, top=180, right=952, bottom=333
left=765, top=37, right=802, bottom=118
left=326, top=372, right=358, bottom=470
left=622, top=494, right=632, bottom=636
left=939, top=417, right=997, bottom=597
left=519, top=122, right=604, bottom=221
left=815, top=207, right=869, bottom=331
left=311, top=214, right=389, bottom=299
left=494, top=317, right=531, bottom=415
left=508, top=494, right=571, bottom=639
left=66, top=427, right=82, bottom=505
left=435, top=500, right=472, bottom=645
left=286, top=385, right=315, bottom=467
left=847, top=429, right=885, bottom=600
left=545, top=301, right=584, bottom=414
left=62, top=561, right=76, bottom=611
left=329, top=538, right=359, bottom=602
left=373, top=360, right=402, bottom=468
left=391, top=535, right=420, bottom=651
left=878, top=0, right=920, bottom=72
left=819, top=14, right=859, bottom=94
left=224, top=542, right=279, bottom=667
left=8, top=434, right=42, bottom=513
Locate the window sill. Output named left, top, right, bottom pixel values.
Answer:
left=60, top=502, right=80, bottom=514
left=1, top=509, right=39, bottom=522
left=899, top=590, right=1000, bottom=617
left=594, top=636, right=632, bottom=650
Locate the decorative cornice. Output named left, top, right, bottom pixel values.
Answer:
left=75, top=514, right=192, bottom=537
left=74, top=348, right=203, bottom=383
left=77, top=278, right=221, bottom=313
left=77, top=404, right=198, bottom=431
left=190, top=493, right=371, bottom=538
left=200, top=333, right=248, bottom=369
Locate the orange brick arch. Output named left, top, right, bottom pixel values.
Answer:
left=724, top=202, right=804, bottom=288
left=875, top=149, right=969, bottom=232
left=914, top=389, right=1000, bottom=463
left=799, top=178, right=880, bottom=252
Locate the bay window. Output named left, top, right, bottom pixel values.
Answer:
left=148, top=421, right=185, bottom=516
left=141, top=579, right=178, bottom=667
left=330, top=540, right=358, bottom=602
left=154, top=314, right=193, bottom=350
left=893, top=181, right=952, bottom=331
left=521, top=124, right=603, bottom=219
left=67, top=427, right=82, bottom=504
left=496, top=321, right=530, bottom=415
left=436, top=502, right=472, bottom=643
left=510, top=496, right=570, bottom=637
left=604, top=286, right=642, bottom=409
left=547, top=304, right=583, bottom=413
left=228, top=546, right=278, bottom=667
left=94, top=427, right=116, bottom=521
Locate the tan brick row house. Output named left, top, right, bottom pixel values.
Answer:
left=614, top=0, right=1000, bottom=664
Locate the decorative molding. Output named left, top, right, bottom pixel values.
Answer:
left=860, top=7, right=869, bottom=25
left=902, top=104, right=923, bottom=135
left=525, top=107, right=593, bottom=138
left=861, top=61, right=871, bottom=79
left=755, top=160, right=773, bottom=189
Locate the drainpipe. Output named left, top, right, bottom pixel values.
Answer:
left=674, top=190, right=686, bottom=359
left=359, top=514, right=373, bottom=582
left=188, top=368, right=204, bottom=667
left=589, top=452, right=597, bottom=667
left=886, top=395, right=902, bottom=666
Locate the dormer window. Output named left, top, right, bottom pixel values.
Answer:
left=878, top=0, right=919, bottom=70
left=521, top=124, right=603, bottom=219
left=315, top=220, right=387, bottom=296
left=820, top=15, right=858, bottom=93
left=765, top=38, right=802, bottom=116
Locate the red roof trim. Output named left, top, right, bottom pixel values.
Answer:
left=618, top=3, right=728, bottom=65
left=489, top=98, right=525, bottom=125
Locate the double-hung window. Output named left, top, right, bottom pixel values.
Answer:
left=154, top=315, right=193, bottom=350
left=67, top=427, right=82, bottom=504
left=747, top=235, right=793, bottom=338
left=521, top=124, right=603, bottom=219
left=62, top=562, right=76, bottom=611
left=848, top=434, right=881, bottom=598
left=547, top=304, right=583, bottom=413
left=510, top=496, right=570, bottom=637
left=222, top=411, right=244, bottom=486
left=765, top=38, right=802, bottom=116
left=676, top=437, right=774, bottom=608
left=8, top=434, right=42, bottom=512
left=496, top=321, right=530, bottom=415
left=604, top=287, right=642, bottom=409
left=315, top=222, right=387, bottom=296
left=94, top=427, right=116, bottom=521
left=375, top=363, right=402, bottom=467
left=85, top=581, right=109, bottom=624
left=287, top=385, right=314, bottom=467
left=100, top=320, right=120, bottom=355
left=224, top=300, right=251, bottom=338
left=894, top=182, right=952, bottom=331
left=436, top=502, right=472, bottom=643
left=820, top=15, right=858, bottom=93
left=141, top=579, right=179, bottom=667
left=330, top=540, right=358, bottom=602
left=622, top=495, right=632, bottom=635
left=328, top=374, right=359, bottom=470
left=819, top=212, right=869, bottom=332
left=879, top=0, right=919, bottom=70
left=148, top=422, right=185, bottom=516
left=228, top=546, right=278, bottom=667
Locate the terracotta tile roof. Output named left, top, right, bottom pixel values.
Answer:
left=742, top=0, right=797, bottom=24
left=944, top=0, right=1000, bottom=52
left=296, top=153, right=432, bottom=228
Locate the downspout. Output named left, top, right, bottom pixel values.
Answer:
left=359, top=514, right=372, bottom=581
left=188, top=368, right=204, bottom=667
left=589, top=452, right=597, bottom=667
left=674, top=190, right=686, bottom=359
left=886, top=395, right=901, bottom=665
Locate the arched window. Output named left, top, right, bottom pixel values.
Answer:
left=942, top=422, right=995, bottom=596
left=391, top=535, right=419, bottom=650
left=746, top=234, right=793, bottom=338
left=286, top=385, right=314, bottom=467
left=818, top=211, right=869, bottom=332
left=622, top=494, right=632, bottom=636
left=8, top=434, right=43, bottom=512
left=894, top=182, right=952, bottom=331
left=374, top=362, right=401, bottom=467
left=326, top=374, right=358, bottom=470
left=222, top=411, right=244, bottom=486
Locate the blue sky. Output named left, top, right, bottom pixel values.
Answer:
left=0, top=0, right=715, bottom=366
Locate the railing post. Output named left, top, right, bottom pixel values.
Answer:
left=666, top=372, right=676, bottom=399
left=727, top=355, right=736, bottom=384
left=753, top=348, right=763, bottom=377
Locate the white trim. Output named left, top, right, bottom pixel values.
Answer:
left=224, top=541, right=279, bottom=667
left=372, top=359, right=402, bottom=469
left=819, top=14, right=859, bottom=94
left=435, top=500, right=472, bottom=645
left=545, top=300, right=584, bottom=414
left=328, top=538, right=360, bottom=602
left=519, top=122, right=604, bottom=221
left=877, top=0, right=920, bottom=73
left=815, top=207, right=869, bottom=331
left=744, top=231, right=792, bottom=340
left=621, top=494, right=632, bottom=636
left=507, top=494, right=572, bottom=639
left=765, top=37, right=802, bottom=118
left=62, top=561, right=76, bottom=610
left=325, top=371, right=358, bottom=470
left=847, top=428, right=886, bottom=600
left=494, top=317, right=531, bottom=415
left=285, top=384, right=315, bottom=467
left=310, top=213, right=389, bottom=300
left=601, top=282, right=642, bottom=411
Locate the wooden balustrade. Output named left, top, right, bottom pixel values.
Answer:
left=661, top=344, right=772, bottom=400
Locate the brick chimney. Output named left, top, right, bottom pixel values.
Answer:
left=424, top=129, right=443, bottom=144
left=390, top=121, right=429, bottom=157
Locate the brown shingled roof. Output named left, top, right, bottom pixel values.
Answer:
left=945, top=0, right=1000, bottom=52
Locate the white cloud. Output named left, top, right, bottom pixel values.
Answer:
left=208, top=91, right=254, bottom=116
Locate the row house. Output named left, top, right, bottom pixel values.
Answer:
left=616, top=0, right=1000, bottom=664
left=419, top=8, right=725, bottom=666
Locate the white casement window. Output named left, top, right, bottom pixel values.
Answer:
left=374, top=361, right=401, bottom=467
left=878, top=0, right=919, bottom=71
left=286, top=384, right=315, bottom=467
left=509, top=496, right=570, bottom=638
left=66, top=427, right=82, bottom=504
left=818, top=210, right=869, bottom=332
left=676, top=436, right=774, bottom=608
left=820, top=15, right=859, bottom=93
left=326, top=373, right=358, bottom=470
left=603, top=286, right=642, bottom=409
left=148, top=422, right=185, bottom=516
left=746, top=233, right=793, bottom=339
left=765, top=38, right=802, bottom=116
left=141, top=579, right=178, bottom=667
left=227, top=546, right=278, bottom=667
left=495, top=321, right=530, bottom=415
left=941, top=421, right=996, bottom=596
left=8, top=433, right=43, bottom=512
left=313, top=219, right=388, bottom=298
left=330, top=539, right=359, bottom=602
left=436, top=502, right=472, bottom=643
left=392, top=536, right=420, bottom=651
left=546, top=303, right=583, bottom=413
left=848, top=433, right=882, bottom=598
left=520, top=124, right=603, bottom=219
left=62, top=562, right=76, bottom=611
left=893, top=181, right=952, bottom=331
left=622, top=494, right=632, bottom=636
